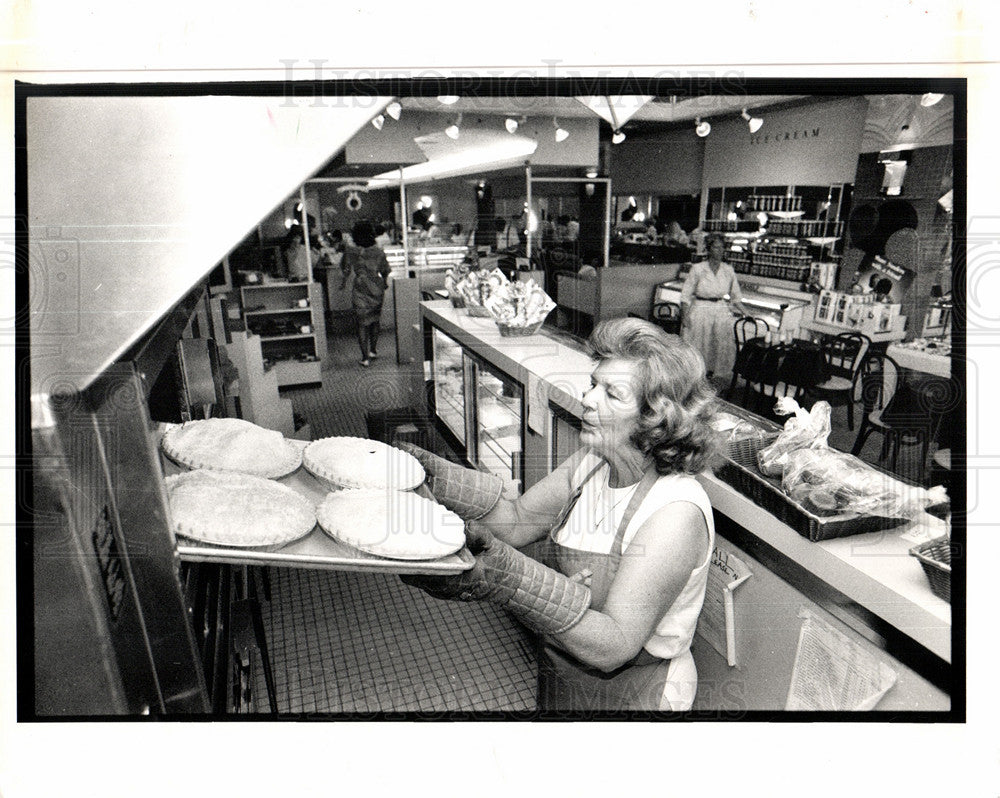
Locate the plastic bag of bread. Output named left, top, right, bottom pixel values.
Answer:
left=781, top=447, right=948, bottom=519
left=483, top=278, right=555, bottom=329
left=756, top=398, right=832, bottom=476
left=455, top=267, right=509, bottom=310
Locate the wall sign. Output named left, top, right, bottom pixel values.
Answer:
left=336, top=183, right=368, bottom=211
left=750, top=127, right=821, bottom=145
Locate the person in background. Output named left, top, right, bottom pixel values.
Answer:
left=339, top=220, right=391, bottom=368
left=283, top=224, right=321, bottom=282
left=400, top=318, right=720, bottom=711
left=497, top=214, right=522, bottom=251
left=375, top=222, right=394, bottom=248
left=645, top=216, right=660, bottom=241
left=680, top=233, right=750, bottom=379
left=565, top=216, right=580, bottom=243
left=665, top=220, right=690, bottom=246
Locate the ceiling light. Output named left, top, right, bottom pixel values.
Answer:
left=741, top=108, right=764, bottom=133
left=553, top=117, right=569, bottom=142
left=385, top=101, right=402, bottom=120
left=611, top=129, right=626, bottom=144
left=505, top=117, right=519, bottom=134
left=437, top=95, right=460, bottom=105
left=921, top=93, right=945, bottom=107
left=585, top=169, right=598, bottom=179
left=695, top=117, right=711, bottom=137
left=371, top=114, right=385, bottom=131
left=445, top=113, right=462, bottom=140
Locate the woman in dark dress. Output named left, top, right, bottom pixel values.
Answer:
left=340, top=220, right=391, bottom=367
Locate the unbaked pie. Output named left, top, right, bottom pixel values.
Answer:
left=303, top=437, right=425, bottom=491
left=162, top=418, right=301, bottom=478
left=165, top=469, right=316, bottom=547
left=316, top=489, right=465, bottom=560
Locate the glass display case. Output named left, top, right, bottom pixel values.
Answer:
left=470, top=360, right=524, bottom=495
left=430, top=327, right=467, bottom=446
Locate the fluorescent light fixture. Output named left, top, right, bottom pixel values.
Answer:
left=371, top=114, right=385, bottom=131
left=445, top=113, right=462, bottom=140
left=367, top=135, right=539, bottom=185
left=505, top=117, right=519, bottom=134
left=695, top=117, right=711, bottom=137
left=437, top=95, right=460, bottom=105
left=553, top=117, right=569, bottom=142
left=611, top=129, right=626, bottom=144
left=385, top=101, right=402, bottom=120
left=921, top=93, right=945, bottom=107
left=741, top=108, right=763, bottom=133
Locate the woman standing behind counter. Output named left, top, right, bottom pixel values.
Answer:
left=400, top=319, right=720, bottom=711
left=680, top=233, right=750, bottom=379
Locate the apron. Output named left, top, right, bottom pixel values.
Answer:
left=535, top=462, right=673, bottom=712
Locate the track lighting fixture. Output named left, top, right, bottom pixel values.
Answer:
left=445, top=113, right=462, bottom=139
left=611, top=129, right=626, bottom=144
left=437, top=95, right=460, bottom=105
left=695, top=117, right=711, bottom=137
left=385, top=101, right=402, bottom=120
left=741, top=108, right=764, bottom=133
left=920, top=93, right=944, bottom=107
left=371, top=114, right=385, bottom=131
left=553, top=117, right=569, bottom=142
left=505, top=117, right=519, bottom=134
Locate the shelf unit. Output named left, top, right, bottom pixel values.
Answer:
left=240, top=281, right=326, bottom=387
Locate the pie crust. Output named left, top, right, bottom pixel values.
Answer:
left=162, top=418, right=301, bottom=479
left=165, top=469, right=316, bottom=547
left=303, top=437, right=425, bottom=491
left=316, top=489, right=465, bottom=560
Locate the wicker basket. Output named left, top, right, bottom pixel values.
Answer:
left=909, top=535, right=953, bottom=602
left=497, top=319, right=545, bottom=337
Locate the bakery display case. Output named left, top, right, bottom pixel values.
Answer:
left=429, top=325, right=468, bottom=447
left=470, top=359, right=524, bottom=495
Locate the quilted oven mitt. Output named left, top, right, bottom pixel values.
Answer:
left=402, top=521, right=592, bottom=636
left=396, top=442, right=503, bottom=521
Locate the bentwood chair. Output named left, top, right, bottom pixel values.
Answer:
left=851, top=352, right=944, bottom=483
left=805, top=332, right=870, bottom=430
left=731, top=317, right=770, bottom=394
left=651, top=301, right=682, bottom=335
left=744, top=343, right=803, bottom=422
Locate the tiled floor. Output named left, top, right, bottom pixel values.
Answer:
left=248, top=324, right=941, bottom=714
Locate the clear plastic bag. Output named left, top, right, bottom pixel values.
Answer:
left=781, top=447, right=948, bottom=519
left=756, top=399, right=832, bottom=477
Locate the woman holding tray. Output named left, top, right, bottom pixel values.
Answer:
left=400, top=318, right=720, bottom=712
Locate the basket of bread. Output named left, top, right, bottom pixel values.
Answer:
left=454, top=267, right=509, bottom=316
left=714, top=398, right=948, bottom=541
left=483, top=278, right=555, bottom=336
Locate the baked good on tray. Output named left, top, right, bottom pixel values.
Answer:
left=316, top=489, right=465, bottom=560
left=165, top=470, right=316, bottom=547
left=303, top=437, right=425, bottom=491
left=162, top=418, right=301, bottom=478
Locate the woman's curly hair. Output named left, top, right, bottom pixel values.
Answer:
left=587, top=317, right=721, bottom=475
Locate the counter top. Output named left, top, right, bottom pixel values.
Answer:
left=422, top=301, right=951, bottom=667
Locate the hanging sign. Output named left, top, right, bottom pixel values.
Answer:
left=337, top=183, right=369, bottom=211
